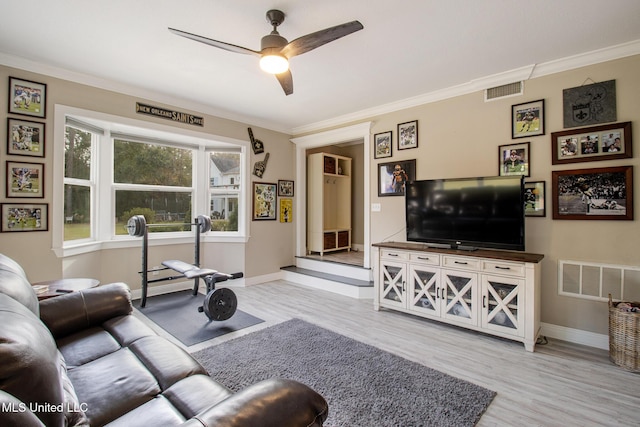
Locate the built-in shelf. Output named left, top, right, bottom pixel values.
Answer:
left=308, top=153, right=352, bottom=255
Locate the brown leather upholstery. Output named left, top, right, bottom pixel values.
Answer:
left=0, top=254, right=328, bottom=427
left=0, top=253, right=39, bottom=315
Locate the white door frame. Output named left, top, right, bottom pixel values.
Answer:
left=291, top=122, right=372, bottom=269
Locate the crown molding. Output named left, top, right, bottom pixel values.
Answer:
left=3, top=38, right=640, bottom=137
left=0, top=52, right=291, bottom=135
left=292, top=39, right=640, bottom=135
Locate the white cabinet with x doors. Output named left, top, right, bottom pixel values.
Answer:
left=374, top=242, right=543, bottom=351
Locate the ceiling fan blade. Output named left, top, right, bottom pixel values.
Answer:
left=280, top=20, right=363, bottom=59
left=168, top=27, right=261, bottom=56
left=275, top=70, right=293, bottom=96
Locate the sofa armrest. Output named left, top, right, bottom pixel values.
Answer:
left=39, top=282, right=133, bottom=339
left=186, top=378, right=328, bottom=427
left=0, top=390, right=46, bottom=427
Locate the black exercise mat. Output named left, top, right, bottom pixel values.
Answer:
left=132, top=290, right=264, bottom=346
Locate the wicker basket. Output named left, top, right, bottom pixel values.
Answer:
left=608, top=295, right=640, bottom=372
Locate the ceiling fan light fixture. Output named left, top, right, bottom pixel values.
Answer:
left=169, top=9, right=363, bottom=95
left=259, top=54, right=289, bottom=74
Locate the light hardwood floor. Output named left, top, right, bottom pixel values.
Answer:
left=136, top=279, right=640, bottom=426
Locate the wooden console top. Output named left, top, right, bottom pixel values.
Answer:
left=373, top=241, right=544, bottom=264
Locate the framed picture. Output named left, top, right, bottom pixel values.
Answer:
left=499, top=142, right=530, bottom=177
left=524, top=181, right=546, bottom=217
left=552, top=165, right=633, bottom=220
left=8, top=77, right=47, bottom=118
left=6, top=161, right=44, bottom=198
left=563, top=79, right=616, bottom=128
left=277, top=179, right=294, bottom=197
left=378, top=159, right=416, bottom=197
left=512, top=99, right=545, bottom=139
left=374, top=131, right=392, bottom=159
left=1, top=203, right=48, bottom=232
left=280, top=198, right=293, bottom=223
left=252, top=182, right=277, bottom=220
left=397, top=120, right=418, bottom=150
left=7, top=118, right=45, bottom=157
left=551, top=121, right=632, bottom=165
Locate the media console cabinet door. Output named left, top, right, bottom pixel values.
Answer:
left=379, top=260, right=406, bottom=309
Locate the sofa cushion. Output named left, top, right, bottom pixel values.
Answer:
left=162, top=374, right=232, bottom=418
left=102, top=314, right=159, bottom=346
left=103, top=395, right=187, bottom=427
left=67, top=348, right=161, bottom=426
left=129, top=335, right=208, bottom=390
left=0, top=294, right=64, bottom=427
left=56, top=327, right=122, bottom=368
left=0, top=253, right=39, bottom=315
left=104, top=376, right=234, bottom=427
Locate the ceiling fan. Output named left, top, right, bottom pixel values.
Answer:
left=169, top=10, right=363, bottom=95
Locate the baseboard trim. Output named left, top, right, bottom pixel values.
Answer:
left=540, top=322, right=608, bottom=350
left=242, top=272, right=283, bottom=286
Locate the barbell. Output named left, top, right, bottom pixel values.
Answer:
left=126, top=214, right=212, bottom=237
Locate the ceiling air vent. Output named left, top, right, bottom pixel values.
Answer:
left=484, top=81, right=523, bottom=102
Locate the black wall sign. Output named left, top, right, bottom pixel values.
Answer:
left=136, top=102, right=204, bottom=127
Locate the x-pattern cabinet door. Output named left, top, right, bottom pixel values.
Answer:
left=482, top=275, right=524, bottom=337
left=409, top=265, right=440, bottom=317
left=441, top=269, right=478, bottom=326
left=379, top=260, right=406, bottom=309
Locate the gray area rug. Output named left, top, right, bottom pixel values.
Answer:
left=133, top=290, right=264, bottom=346
left=191, top=318, right=495, bottom=426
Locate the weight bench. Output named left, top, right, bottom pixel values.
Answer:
left=162, top=259, right=242, bottom=321
left=129, top=214, right=243, bottom=321
left=162, top=259, right=218, bottom=295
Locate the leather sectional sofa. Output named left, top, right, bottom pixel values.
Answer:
left=0, top=254, right=328, bottom=426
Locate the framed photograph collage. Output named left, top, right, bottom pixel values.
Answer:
left=3, top=77, right=49, bottom=232
left=374, top=120, right=418, bottom=199
left=502, top=79, right=633, bottom=220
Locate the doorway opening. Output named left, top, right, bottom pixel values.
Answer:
left=291, top=122, right=372, bottom=270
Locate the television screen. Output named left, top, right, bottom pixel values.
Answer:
left=405, top=176, right=525, bottom=251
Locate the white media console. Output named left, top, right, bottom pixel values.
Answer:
left=373, top=242, right=544, bottom=351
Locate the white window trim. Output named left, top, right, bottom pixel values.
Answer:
left=53, top=105, right=250, bottom=258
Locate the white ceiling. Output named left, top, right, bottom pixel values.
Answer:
left=1, top=0, right=640, bottom=134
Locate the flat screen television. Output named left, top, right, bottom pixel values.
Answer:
left=405, top=175, right=525, bottom=251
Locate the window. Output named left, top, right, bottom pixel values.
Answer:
left=56, top=106, right=248, bottom=255
left=113, top=138, right=193, bottom=235
left=209, top=151, right=241, bottom=232
left=63, top=124, right=96, bottom=241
